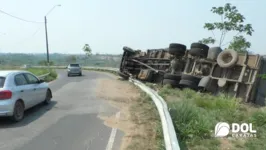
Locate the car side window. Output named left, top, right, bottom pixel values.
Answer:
left=15, top=74, right=28, bottom=86
left=25, top=73, right=39, bottom=84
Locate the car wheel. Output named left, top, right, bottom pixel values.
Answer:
left=11, top=100, right=24, bottom=122
left=44, top=90, right=52, bottom=105
left=80, top=73, right=82, bottom=76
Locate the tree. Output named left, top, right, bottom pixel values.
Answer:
left=228, top=36, right=251, bottom=53
left=199, top=3, right=254, bottom=52
left=83, top=44, right=92, bottom=56
left=82, top=44, right=92, bottom=65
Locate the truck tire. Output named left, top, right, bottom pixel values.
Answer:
left=163, top=73, right=181, bottom=81
left=217, top=49, right=238, bottom=68
left=189, top=48, right=208, bottom=58
left=168, top=43, right=186, bottom=56
left=190, top=43, right=209, bottom=51
left=179, top=79, right=198, bottom=90
left=123, top=46, right=135, bottom=54
left=181, top=74, right=201, bottom=83
left=207, top=47, right=222, bottom=61
left=169, top=43, right=186, bottom=49
left=169, top=48, right=186, bottom=56
left=163, top=79, right=178, bottom=87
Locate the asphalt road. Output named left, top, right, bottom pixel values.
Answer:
left=0, top=70, right=123, bottom=150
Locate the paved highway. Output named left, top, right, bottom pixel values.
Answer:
left=0, top=70, right=123, bottom=150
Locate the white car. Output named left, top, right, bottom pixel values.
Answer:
left=0, top=70, right=52, bottom=122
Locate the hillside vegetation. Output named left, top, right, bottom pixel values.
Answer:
left=0, top=53, right=122, bottom=67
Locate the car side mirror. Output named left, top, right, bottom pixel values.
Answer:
left=39, top=79, right=45, bottom=83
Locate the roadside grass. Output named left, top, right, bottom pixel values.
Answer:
left=126, top=91, right=165, bottom=150
left=0, top=66, right=57, bottom=82
left=27, top=68, right=58, bottom=82
left=26, top=68, right=57, bottom=82
left=157, top=85, right=266, bottom=150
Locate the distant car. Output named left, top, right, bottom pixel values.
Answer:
left=0, top=70, right=52, bottom=122
left=67, top=64, right=82, bottom=76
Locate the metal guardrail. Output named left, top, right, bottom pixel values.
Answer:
left=37, top=72, right=50, bottom=79
left=32, top=66, right=179, bottom=150
left=129, top=78, right=180, bottom=150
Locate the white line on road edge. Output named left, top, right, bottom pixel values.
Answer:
left=106, top=111, right=121, bottom=150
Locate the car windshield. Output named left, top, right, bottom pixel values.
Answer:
left=0, top=77, right=5, bottom=88
left=70, top=64, right=80, bottom=67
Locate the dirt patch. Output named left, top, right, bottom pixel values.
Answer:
left=96, top=78, right=164, bottom=150
left=219, top=138, right=233, bottom=150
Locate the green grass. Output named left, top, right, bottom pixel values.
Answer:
left=157, top=85, right=266, bottom=150
left=0, top=66, right=57, bottom=82
left=26, top=68, right=57, bottom=82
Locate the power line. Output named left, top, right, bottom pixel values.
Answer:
left=5, top=27, right=43, bottom=48
left=0, top=9, right=44, bottom=24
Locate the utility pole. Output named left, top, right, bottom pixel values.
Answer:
left=44, top=16, right=50, bottom=69
left=44, top=5, right=61, bottom=70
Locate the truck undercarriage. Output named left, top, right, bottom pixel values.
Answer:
left=118, top=43, right=266, bottom=105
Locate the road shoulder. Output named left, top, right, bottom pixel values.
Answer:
left=96, top=78, right=164, bottom=150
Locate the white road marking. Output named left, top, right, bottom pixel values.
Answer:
left=105, top=111, right=120, bottom=150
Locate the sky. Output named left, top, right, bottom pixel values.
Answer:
left=0, top=0, right=265, bottom=55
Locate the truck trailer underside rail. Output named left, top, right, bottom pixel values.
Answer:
left=118, top=44, right=265, bottom=105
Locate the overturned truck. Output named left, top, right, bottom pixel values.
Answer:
left=118, top=43, right=266, bottom=106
